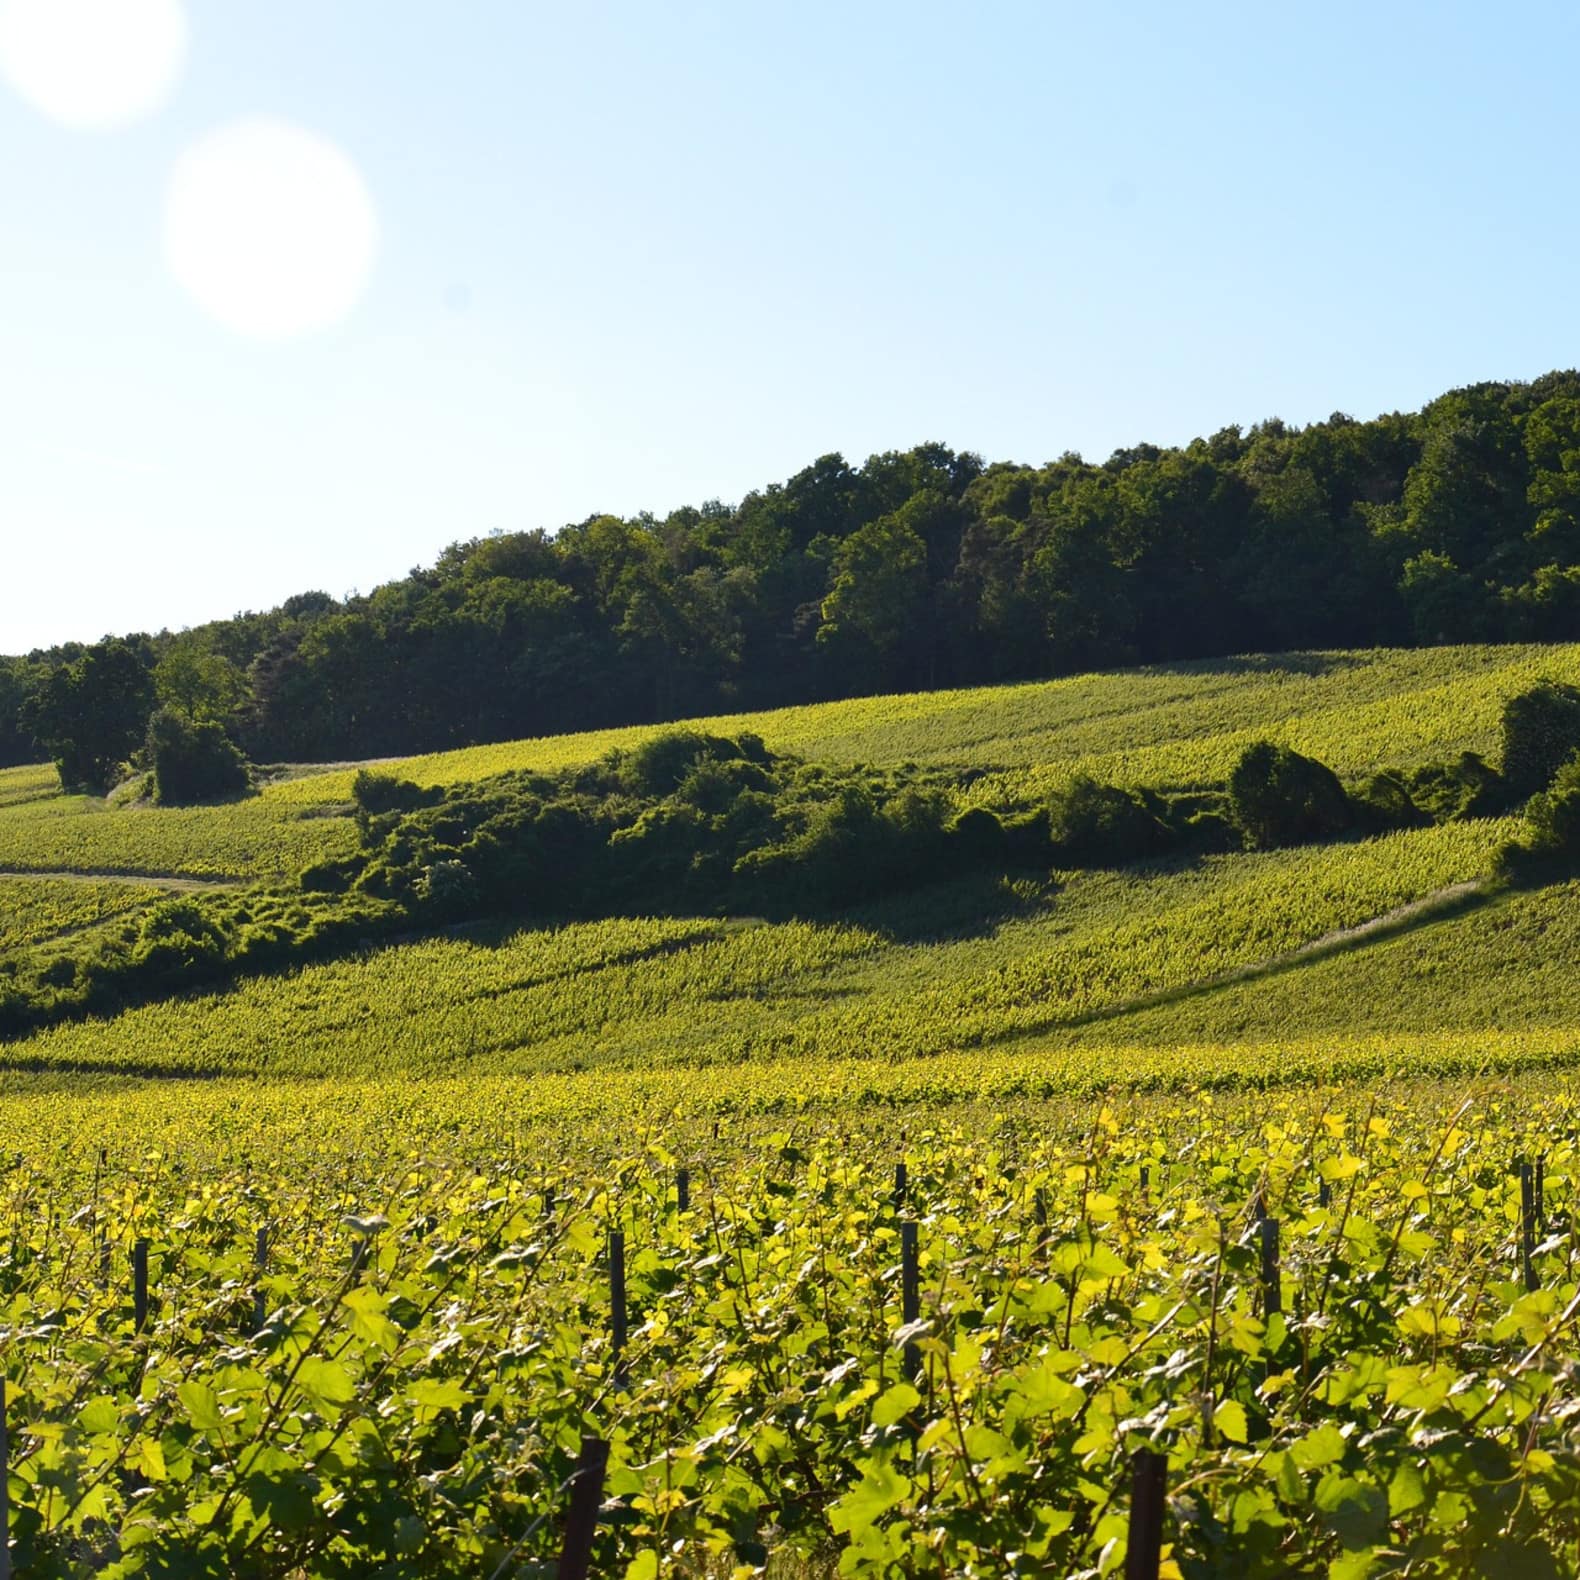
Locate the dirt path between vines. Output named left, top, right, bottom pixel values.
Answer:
left=0, top=867, right=238, bottom=892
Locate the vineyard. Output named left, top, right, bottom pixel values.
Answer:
left=263, top=643, right=1580, bottom=806
left=5, top=644, right=1580, bottom=1573
left=4, top=1075, right=1580, bottom=1575
left=0, top=819, right=1511, bottom=1082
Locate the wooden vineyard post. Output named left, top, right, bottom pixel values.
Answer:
left=893, top=1162, right=908, bottom=1210
left=1125, top=1447, right=1166, bottom=1580
left=1, top=1375, right=10, bottom=1580
left=133, top=1238, right=149, bottom=1333
left=1033, top=1187, right=1049, bottom=1257
left=253, top=1226, right=269, bottom=1333
left=349, top=1237, right=368, bottom=1286
left=675, top=1167, right=690, bottom=1213
left=900, top=1220, right=920, bottom=1381
left=1519, top=1160, right=1538, bottom=1293
left=609, top=1230, right=628, bottom=1387
left=1259, top=1216, right=1281, bottom=1317
left=556, top=1435, right=610, bottom=1580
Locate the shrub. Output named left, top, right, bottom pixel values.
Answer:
left=299, top=856, right=364, bottom=894
left=1351, top=771, right=1429, bottom=833
left=130, top=898, right=231, bottom=978
left=1500, top=681, right=1580, bottom=799
left=1046, top=776, right=1174, bottom=866
left=145, top=708, right=250, bottom=805
left=415, top=859, right=481, bottom=920
left=616, top=731, right=747, bottom=798
left=947, top=807, right=1007, bottom=865
left=1524, top=750, right=1580, bottom=860
left=351, top=770, right=437, bottom=817
left=1228, top=742, right=1352, bottom=849
left=1405, top=752, right=1506, bottom=822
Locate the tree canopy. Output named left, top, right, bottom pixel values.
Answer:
left=10, top=372, right=1580, bottom=777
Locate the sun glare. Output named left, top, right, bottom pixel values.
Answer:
left=163, top=117, right=379, bottom=341
left=0, top=0, right=186, bottom=128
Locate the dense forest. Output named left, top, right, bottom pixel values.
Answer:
left=10, top=371, right=1580, bottom=787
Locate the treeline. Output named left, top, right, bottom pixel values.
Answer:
left=12, top=371, right=1580, bottom=784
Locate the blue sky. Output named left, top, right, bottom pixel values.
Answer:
left=3, top=0, right=1579, bottom=652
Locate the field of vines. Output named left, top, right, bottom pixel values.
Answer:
left=1, top=645, right=1573, bottom=894
left=7, top=645, right=1580, bottom=1573
left=5, top=1073, right=1580, bottom=1575
left=0, top=820, right=1509, bottom=1082
left=258, top=643, right=1580, bottom=809
left=0, top=879, right=173, bottom=954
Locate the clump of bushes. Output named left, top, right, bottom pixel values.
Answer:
left=1500, top=680, right=1580, bottom=800
left=1228, top=742, right=1352, bottom=850
left=145, top=707, right=251, bottom=805
left=1045, top=777, right=1175, bottom=866
left=1497, top=748, right=1580, bottom=882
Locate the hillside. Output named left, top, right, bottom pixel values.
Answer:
left=0, top=641, right=1575, bottom=1089
left=9, top=642, right=1580, bottom=1578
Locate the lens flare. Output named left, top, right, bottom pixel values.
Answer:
left=0, top=0, right=186, bottom=129
left=164, top=117, right=379, bottom=341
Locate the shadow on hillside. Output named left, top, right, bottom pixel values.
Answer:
left=841, top=872, right=1061, bottom=944
left=1158, top=651, right=1366, bottom=681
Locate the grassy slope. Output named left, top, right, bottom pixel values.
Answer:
left=1, top=642, right=1576, bottom=1091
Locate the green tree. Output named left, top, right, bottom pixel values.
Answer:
left=154, top=634, right=250, bottom=722
left=23, top=637, right=156, bottom=793
left=817, top=507, right=929, bottom=678
left=1523, top=750, right=1580, bottom=862
left=1398, top=551, right=1491, bottom=644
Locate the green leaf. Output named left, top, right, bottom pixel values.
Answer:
left=1388, top=1460, right=1427, bottom=1516
left=829, top=1453, right=911, bottom=1535
left=1291, top=1422, right=1347, bottom=1470
left=138, top=1437, right=168, bottom=1481
left=77, top=1395, right=120, bottom=1435
left=871, top=1382, right=920, bottom=1428
left=177, top=1380, right=224, bottom=1432
left=1264, top=1449, right=1306, bottom=1504
left=1329, top=1549, right=1377, bottom=1580
left=342, top=1285, right=401, bottom=1353
left=296, top=1357, right=357, bottom=1407
left=408, top=1378, right=467, bottom=1416
left=625, top=1555, right=659, bottom=1580
left=1215, top=1400, right=1248, bottom=1444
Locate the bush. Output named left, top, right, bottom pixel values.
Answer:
left=1524, top=750, right=1580, bottom=860
left=299, top=856, right=364, bottom=894
left=947, top=807, right=1006, bottom=865
left=1351, top=771, right=1429, bottom=833
left=1046, top=776, right=1174, bottom=866
left=1405, top=752, right=1506, bottom=822
left=615, top=731, right=751, bottom=798
left=145, top=708, right=250, bottom=805
left=130, top=898, right=231, bottom=979
left=1228, top=742, right=1352, bottom=849
left=351, top=770, right=438, bottom=817
left=1500, top=681, right=1580, bottom=799
left=415, top=859, right=481, bottom=920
